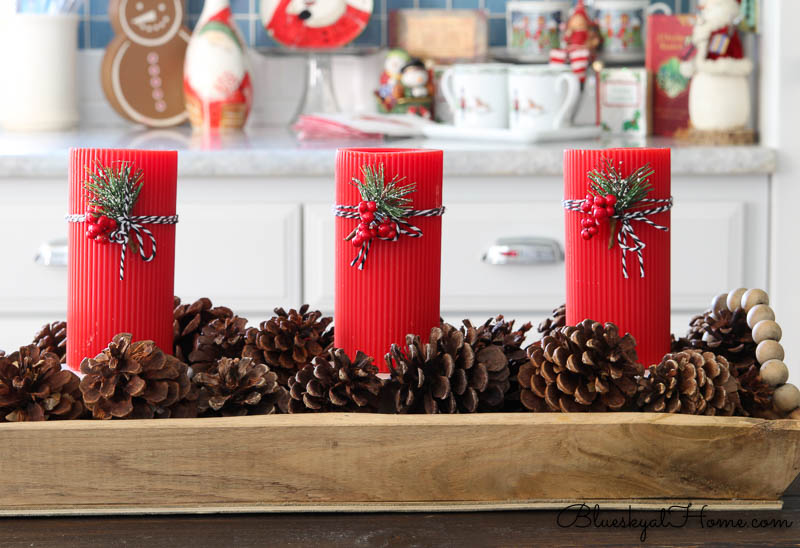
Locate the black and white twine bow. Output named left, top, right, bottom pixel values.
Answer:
left=334, top=204, right=445, bottom=270
left=563, top=197, right=673, bottom=279
left=66, top=213, right=178, bottom=280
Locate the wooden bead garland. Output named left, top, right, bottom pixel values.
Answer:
left=709, top=287, right=800, bottom=415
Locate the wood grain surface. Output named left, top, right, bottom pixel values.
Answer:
left=1, top=413, right=799, bottom=515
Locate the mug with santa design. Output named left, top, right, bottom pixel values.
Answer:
left=595, top=0, right=671, bottom=62
left=508, top=64, right=580, bottom=131
left=440, top=63, right=510, bottom=129
left=506, top=1, right=570, bottom=59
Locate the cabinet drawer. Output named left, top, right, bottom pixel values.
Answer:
left=304, top=198, right=755, bottom=314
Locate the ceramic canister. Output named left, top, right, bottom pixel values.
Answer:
left=508, top=64, right=581, bottom=131
left=506, top=0, right=571, bottom=58
left=595, top=0, right=671, bottom=61
left=440, top=63, right=510, bottom=129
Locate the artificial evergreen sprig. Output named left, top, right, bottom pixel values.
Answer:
left=587, top=158, right=654, bottom=214
left=84, top=161, right=143, bottom=221
left=351, top=164, right=415, bottom=220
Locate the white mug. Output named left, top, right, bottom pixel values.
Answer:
left=595, top=0, right=672, bottom=60
left=508, top=65, right=580, bottom=131
left=440, top=64, right=510, bottom=129
left=506, top=0, right=571, bottom=57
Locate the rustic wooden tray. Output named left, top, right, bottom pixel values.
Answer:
left=2, top=413, right=799, bottom=516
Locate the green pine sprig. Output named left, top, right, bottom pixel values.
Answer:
left=351, top=164, right=416, bottom=220
left=588, top=158, right=654, bottom=214
left=84, top=161, right=143, bottom=220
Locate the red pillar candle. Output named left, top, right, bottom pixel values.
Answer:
left=67, top=148, right=178, bottom=370
left=564, top=148, right=671, bottom=367
left=335, top=148, right=443, bottom=373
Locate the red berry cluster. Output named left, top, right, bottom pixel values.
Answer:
left=85, top=209, right=118, bottom=244
left=352, top=200, right=397, bottom=247
left=578, top=193, right=618, bottom=240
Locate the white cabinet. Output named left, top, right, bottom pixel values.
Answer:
left=0, top=173, right=770, bottom=351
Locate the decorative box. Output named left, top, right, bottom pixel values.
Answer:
left=646, top=14, right=695, bottom=136
left=389, top=10, right=488, bottom=63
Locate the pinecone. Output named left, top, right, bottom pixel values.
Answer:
left=173, top=297, right=244, bottom=368
left=461, top=315, right=532, bottom=411
left=242, top=305, right=333, bottom=385
left=735, top=364, right=776, bottom=418
left=679, top=308, right=756, bottom=373
left=518, top=320, right=643, bottom=412
left=383, top=323, right=507, bottom=414
left=187, top=315, right=248, bottom=375
left=194, top=357, right=289, bottom=416
left=80, top=333, right=197, bottom=419
left=0, top=345, right=84, bottom=421
left=537, top=304, right=566, bottom=338
left=32, top=321, right=67, bottom=363
left=288, top=348, right=383, bottom=413
left=637, top=350, right=741, bottom=416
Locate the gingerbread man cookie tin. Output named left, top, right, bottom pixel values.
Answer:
left=101, top=0, right=191, bottom=127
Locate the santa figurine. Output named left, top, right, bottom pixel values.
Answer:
left=680, top=0, right=752, bottom=132
left=549, top=0, right=601, bottom=83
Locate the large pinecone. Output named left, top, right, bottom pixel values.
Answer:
left=383, top=323, right=507, bottom=414
left=637, top=350, right=741, bottom=415
left=80, top=333, right=197, bottom=419
left=288, top=348, right=383, bottom=413
left=194, top=357, right=289, bottom=416
left=537, top=304, right=566, bottom=338
left=174, top=297, right=246, bottom=373
left=676, top=308, right=756, bottom=372
left=518, top=320, right=643, bottom=412
left=242, top=305, right=333, bottom=385
left=462, top=315, right=532, bottom=411
left=32, top=321, right=67, bottom=363
left=0, top=345, right=84, bottom=421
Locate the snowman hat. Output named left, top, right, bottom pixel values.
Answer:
left=401, top=59, right=426, bottom=73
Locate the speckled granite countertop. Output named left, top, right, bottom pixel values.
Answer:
left=0, top=127, right=777, bottom=178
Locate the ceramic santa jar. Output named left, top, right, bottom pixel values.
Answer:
left=681, top=0, right=751, bottom=131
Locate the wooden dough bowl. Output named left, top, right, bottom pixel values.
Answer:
left=1, top=413, right=799, bottom=515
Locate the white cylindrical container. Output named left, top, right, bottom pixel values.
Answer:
left=689, top=72, right=750, bottom=131
left=0, top=14, right=80, bottom=131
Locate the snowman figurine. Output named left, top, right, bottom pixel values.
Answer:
left=399, top=61, right=432, bottom=99
left=101, top=0, right=191, bottom=127
left=378, top=49, right=411, bottom=101
left=681, top=0, right=752, bottom=132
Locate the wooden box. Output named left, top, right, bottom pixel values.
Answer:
left=1, top=413, right=799, bottom=515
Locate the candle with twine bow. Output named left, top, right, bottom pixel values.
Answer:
left=66, top=148, right=178, bottom=371
left=563, top=148, right=671, bottom=367
left=335, top=148, right=444, bottom=374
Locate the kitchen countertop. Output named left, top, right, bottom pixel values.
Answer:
left=0, top=127, right=777, bottom=178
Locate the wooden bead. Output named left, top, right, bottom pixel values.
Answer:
left=726, top=288, right=747, bottom=311
left=789, top=408, right=800, bottom=421
left=756, top=340, right=785, bottom=364
left=710, top=293, right=728, bottom=319
left=760, top=359, right=789, bottom=387
left=747, top=304, right=775, bottom=329
left=752, top=320, right=782, bottom=344
left=741, top=288, right=769, bottom=312
left=773, top=384, right=800, bottom=413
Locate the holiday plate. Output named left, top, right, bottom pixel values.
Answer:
left=420, top=123, right=602, bottom=143
left=1, top=413, right=799, bottom=515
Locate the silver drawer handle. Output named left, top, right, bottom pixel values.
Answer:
left=483, top=237, right=563, bottom=266
left=35, top=239, right=68, bottom=267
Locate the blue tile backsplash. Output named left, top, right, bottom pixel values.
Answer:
left=80, top=0, right=683, bottom=50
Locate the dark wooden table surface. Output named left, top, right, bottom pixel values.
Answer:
left=3, top=479, right=800, bottom=547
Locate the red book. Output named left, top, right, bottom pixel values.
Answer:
left=335, top=148, right=443, bottom=373
left=67, top=149, right=177, bottom=370
left=564, top=148, right=671, bottom=368
left=646, top=14, right=695, bottom=136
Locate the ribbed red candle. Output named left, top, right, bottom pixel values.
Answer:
left=564, top=148, right=671, bottom=368
left=67, top=149, right=177, bottom=370
left=335, top=148, right=443, bottom=373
